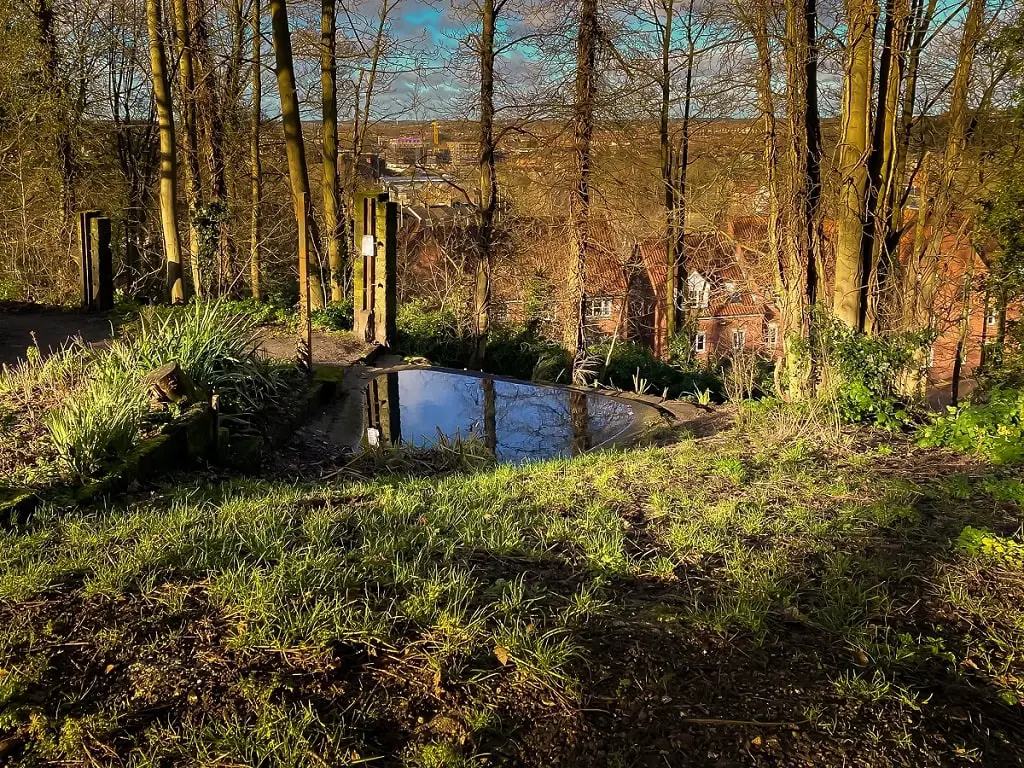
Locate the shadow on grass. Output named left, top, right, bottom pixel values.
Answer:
left=1, top=440, right=1023, bottom=766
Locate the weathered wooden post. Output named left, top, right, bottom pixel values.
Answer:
left=78, top=210, right=113, bottom=312
left=91, top=215, right=114, bottom=312
left=353, top=191, right=397, bottom=346
left=296, top=192, right=313, bottom=374
left=374, top=197, right=398, bottom=348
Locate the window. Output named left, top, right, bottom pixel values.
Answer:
left=686, top=273, right=710, bottom=309
left=987, top=308, right=999, bottom=327
left=725, top=281, right=742, bottom=303
left=586, top=297, right=613, bottom=319
left=732, top=328, right=746, bottom=351
left=693, top=331, right=707, bottom=354
left=765, top=323, right=778, bottom=348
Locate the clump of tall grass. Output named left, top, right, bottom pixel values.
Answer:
left=44, top=367, right=148, bottom=478
left=35, top=302, right=291, bottom=479
left=107, top=301, right=289, bottom=414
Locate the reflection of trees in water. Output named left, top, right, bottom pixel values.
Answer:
left=363, top=370, right=638, bottom=461
left=569, top=390, right=590, bottom=456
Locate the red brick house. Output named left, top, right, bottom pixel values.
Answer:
left=396, top=209, right=1008, bottom=400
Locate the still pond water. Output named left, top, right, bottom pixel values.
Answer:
left=362, top=369, right=656, bottom=463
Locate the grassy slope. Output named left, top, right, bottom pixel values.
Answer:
left=1, top=410, right=1023, bottom=766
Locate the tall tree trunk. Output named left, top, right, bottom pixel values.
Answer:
left=269, top=0, right=322, bottom=318
left=190, top=0, right=235, bottom=296
left=673, top=0, right=696, bottom=334
left=907, top=0, right=983, bottom=329
left=660, top=0, right=678, bottom=347
left=147, top=0, right=185, bottom=303
left=250, top=0, right=263, bottom=301
left=322, top=0, right=343, bottom=302
left=33, top=0, right=77, bottom=246
left=743, top=1, right=787, bottom=390
left=832, top=0, right=878, bottom=330
left=567, top=0, right=599, bottom=375
left=473, top=0, right=499, bottom=367
left=864, top=0, right=910, bottom=332
left=171, top=0, right=204, bottom=295
left=780, top=0, right=823, bottom=396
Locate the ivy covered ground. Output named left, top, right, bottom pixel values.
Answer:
left=1, top=403, right=1023, bottom=766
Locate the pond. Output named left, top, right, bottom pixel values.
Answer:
left=358, top=368, right=658, bottom=462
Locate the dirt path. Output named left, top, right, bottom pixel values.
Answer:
left=257, top=327, right=374, bottom=366
left=0, top=303, right=113, bottom=367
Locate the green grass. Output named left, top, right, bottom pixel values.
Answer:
left=1, top=412, right=1023, bottom=764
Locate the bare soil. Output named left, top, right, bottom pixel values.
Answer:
left=0, top=302, right=113, bottom=366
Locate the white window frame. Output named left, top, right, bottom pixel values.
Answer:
left=586, top=297, right=613, bottom=319
left=732, top=328, right=746, bottom=351
left=765, top=323, right=778, bottom=348
left=693, top=331, right=707, bottom=354
left=987, top=308, right=999, bottom=327
left=686, top=273, right=710, bottom=310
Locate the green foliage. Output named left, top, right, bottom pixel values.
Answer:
left=816, top=313, right=929, bottom=428
left=396, top=299, right=472, bottom=366
left=918, top=388, right=1024, bottom=464
left=221, top=297, right=295, bottom=327
left=44, top=367, right=147, bottom=478
left=594, top=341, right=722, bottom=400
left=312, top=298, right=353, bottom=332
left=108, top=302, right=289, bottom=415
left=955, top=526, right=1024, bottom=566
left=395, top=302, right=572, bottom=383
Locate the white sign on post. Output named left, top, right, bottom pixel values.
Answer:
left=361, top=235, right=375, bottom=257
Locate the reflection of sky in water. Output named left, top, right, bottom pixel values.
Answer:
left=371, top=369, right=649, bottom=462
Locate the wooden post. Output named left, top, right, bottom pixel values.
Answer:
left=90, top=215, right=114, bottom=311
left=78, top=210, right=100, bottom=310
left=297, top=191, right=313, bottom=374
left=374, top=197, right=397, bottom=347
left=353, top=192, right=371, bottom=341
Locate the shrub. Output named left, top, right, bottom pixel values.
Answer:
left=220, top=297, right=295, bottom=326
left=395, top=300, right=472, bottom=367
left=814, top=313, right=930, bottom=428
left=594, top=341, right=722, bottom=399
left=918, top=388, right=1024, bottom=464
left=312, top=298, right=353, bottom=332
left=484, top=323, right=569, bottom=382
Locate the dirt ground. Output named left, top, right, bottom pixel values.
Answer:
left=0, top=303, right=113, bottom=366
left=0, top=304, right=374, bottom=369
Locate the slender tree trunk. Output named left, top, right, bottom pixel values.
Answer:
left=660, top=0, right=678, bottom=346
left=171, top=0, right=204, bottom=295
left=250, top=0, right=263, bottom=301
left=190, top=0, right=234, bottom=296
left=472, top=0, right=499, bottom=367
left=907, top=0, right=983, bottom=329
left=567, top=0, right=599, bottom=375
left=147, top=0, right=185, bottom=302
left=34, top=0, right=77, bottom=245
left=322, top=0, right=343, bottom=302
left=269, top=0, right=322, bottom=319
left=779, top=0, right=823, bottom=396
left=833, top=0, right=878, bottom=330
left=674, top=0, right=696, bottom=335
left=864, top=0, right=910, bottom=332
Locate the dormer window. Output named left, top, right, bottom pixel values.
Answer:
left=686, top=272, right=710, bottom=310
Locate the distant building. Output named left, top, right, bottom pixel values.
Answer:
left=387, top=135, right=426, bottom=167
left=448, top=141, right=478, bottom=166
